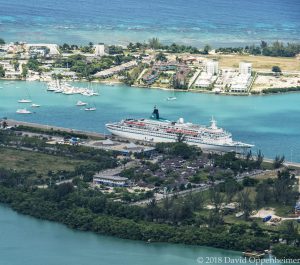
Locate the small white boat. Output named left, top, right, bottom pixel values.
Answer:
left=31, top=103, right=41, bottom=108
left=214, top=88, right=221, bottom=94
left=84, top=107, right=96, bottom=111
left=81, top=91, right=93, bottom=97
left=167, top=96, right=177, bottom=101
left=76, top=101, right=88, bottom=106
left=16, top=108, right=32, bottom=114
left=18, top=99, right=32, bottom=103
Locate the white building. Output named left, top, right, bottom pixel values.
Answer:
left=195, top=72, right=216, bottom=88
left=94, top=44, right=106, bottom=56
left=205, top=60, right=219, bottom=75
left=25, top=44, right=60, bottom=56
left=239, top=62, right=252, bottom=75
left=93, top=175, right=128, bottom=187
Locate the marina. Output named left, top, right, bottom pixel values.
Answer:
left=1, top=0, right=300, bottom=263
left=47, top=81, right=99, bottom=96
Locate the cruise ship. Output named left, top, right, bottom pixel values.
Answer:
left=106, top=107, right=253, bottom=153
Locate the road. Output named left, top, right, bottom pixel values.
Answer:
left=4, top=119, right=108, bottom=139
left=132, top=170, right=265, bottom=205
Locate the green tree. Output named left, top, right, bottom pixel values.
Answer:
left=203, top=44, right=211, bottom=54
left=273, top=155, right=285, bottom=169
left=280, top=221, right=299, bottom=245
left=27, top=58, right=40, bottom=71
left=0, top=38, right=5, bottom=45
left=21, top=65, right=28, bottom=78
left=224, top=178, right=240, bottom=203
left=238, top=189, right=253, bottom=220
left=273, top=169, right=296, bottom=205
left=255, top=150, right=264, bottom=168
left=255, top=181, right=272, bottom=208
left=148, top=37, right=161, bottom=50
left=155, top=52, right=167, bottom=62
left=11, top=59, right=20, bottom=71
left=272, top=66, right=282, bottom=75
left=273, top=244, right=300, bottom=259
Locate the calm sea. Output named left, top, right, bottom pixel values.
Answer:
left=0, top=80, right=299, bottom=162
left=0, top=0, right=300, bottom=46
left=0, top=205, right=284, bottom=265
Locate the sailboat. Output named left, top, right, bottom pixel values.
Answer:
left=84, top=82, right=97, bottom=111
left=166, top=88, right=177, bottom=101
left=18, top=85, right=32, bottom=103
left=18, top=86, right=41, bottom=108
left=89, top=81, right=99, bottom=96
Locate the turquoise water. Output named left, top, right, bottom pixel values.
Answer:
left=0, top=0, right=299, bottom=46
left=0, top=80, right=299, bottom=162
left=0, top=205, right=281, bottom=265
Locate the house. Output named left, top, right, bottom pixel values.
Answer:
left=94, top=44, right=106, bottom=57
left=142, top=71, right=159, bottom=85
left=25, top=44, right=60, bottom=57
left=94, top=61, right=137, bottom=79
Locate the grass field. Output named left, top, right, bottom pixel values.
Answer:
left=0, top=147, right=86, bottom=177
left=208, top=54, right=300, bottom=71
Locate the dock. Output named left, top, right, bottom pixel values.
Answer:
left=2, top=119, right=300, bottom=168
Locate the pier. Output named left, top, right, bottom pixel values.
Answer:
left=4, top=119, right=108, bottom=139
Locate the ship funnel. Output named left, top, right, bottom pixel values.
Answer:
left=152, top=106, right=160, bottom=120
left=178, top=118, right=184, bottom=124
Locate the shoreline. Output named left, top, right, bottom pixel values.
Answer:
left=0, top=185, right=272, bottom=257
left=1, top=78, right=300, bottom=97
left=4, top=118, right=300, bottom=167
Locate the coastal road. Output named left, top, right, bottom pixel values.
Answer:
left=4, top=119, right=108, bottom=139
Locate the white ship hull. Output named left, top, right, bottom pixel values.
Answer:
left=107, top=127, right=250, bottom=153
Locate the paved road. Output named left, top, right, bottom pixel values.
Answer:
left=4, top=119, right=108, bottom=139
left=131, top=170, right=265, bottom=206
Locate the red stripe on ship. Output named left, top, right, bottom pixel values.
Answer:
left=166, top=128, right=198, bottom=136
left=125, top=121, right=145, bottom=126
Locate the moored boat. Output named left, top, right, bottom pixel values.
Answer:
left=16, top=108, right=32, bottom=114
left=84, top=107, right=96, bottom=111
left=18, top=99, right=32, bottom=103
left=106, top=106, right=253, bottom=153
left=76, top=101, right=88, bottom=106
left=167, top=96, right=177, bottom=101
left=31, top=103, right=41, bottom=108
